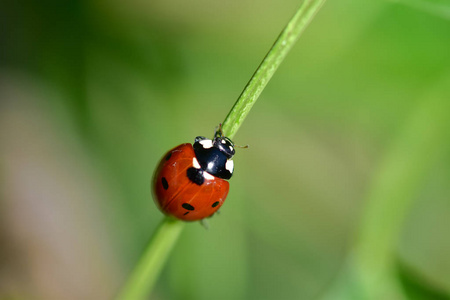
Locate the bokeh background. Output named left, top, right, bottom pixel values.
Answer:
left=1, top=0, right=450, bottom=299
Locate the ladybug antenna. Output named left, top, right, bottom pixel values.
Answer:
left=235, top=144, right=249, bottom=149
left=214, top=123, right=248, bottom=149
left=214, top=123, right=224, bottom=138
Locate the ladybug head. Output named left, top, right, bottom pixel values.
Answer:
left=213, top=137, right=235, bottom=159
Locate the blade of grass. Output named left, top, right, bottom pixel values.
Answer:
left=116, top=1, right=326, bottom=299
left=394, top=0, right=450, bottom=20
left=354, top=84, right=450, bottom=298
left=222, top=0, right=326, bottom=139
left=322, top=78, right=450, bottom=299
left=116, top=217, right=185, bottom=300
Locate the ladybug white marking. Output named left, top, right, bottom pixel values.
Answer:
left=225, top=159, right=234, bottom=173
left=192, top=157, right=201, bottom=169
left=199, top=139, right=213, bottom=149
left=204, top=172, right=214, bottom=180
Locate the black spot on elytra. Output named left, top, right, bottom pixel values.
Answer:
left=182, top=203, right=195, bottom=210
left=165, top=152, right=172, bottom=161
left=186, top=167, right=204, bottom=185
left=212, top=201, right=220, bottom=208
left=183, top=212, right=190, bottom=216
left=161, top=177, right=169, bottom=190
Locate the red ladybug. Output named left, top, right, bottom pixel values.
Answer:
left=152, top=134, right=236, bottom=221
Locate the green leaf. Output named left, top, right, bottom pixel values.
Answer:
left=394, top=0, right=450, bottom=19
left=397, top=258, right=450, bottom=300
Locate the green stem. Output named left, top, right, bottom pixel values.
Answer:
left=116, top=217, right=185, bottom=300
left=116, top=1, right=326, bottom=299
left=222, top=0, right=326, bottom=139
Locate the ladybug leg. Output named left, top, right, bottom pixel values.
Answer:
left=195, top=136, right=207, bottom=143
left=214, top=123, right=224, bottom=138
left=200, top=219, right=210, bottom=230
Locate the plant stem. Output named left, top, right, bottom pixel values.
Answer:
left=222, top=0, right=326, bottom=139
left=116, top=217, right=185, bottom=300
left=116, top=1, right=326, bottom=299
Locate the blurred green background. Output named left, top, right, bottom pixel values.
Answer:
left=1, top=0, right=450, bottom=299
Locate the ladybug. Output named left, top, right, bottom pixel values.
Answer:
left=152, top=132, right=236, bottom=221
